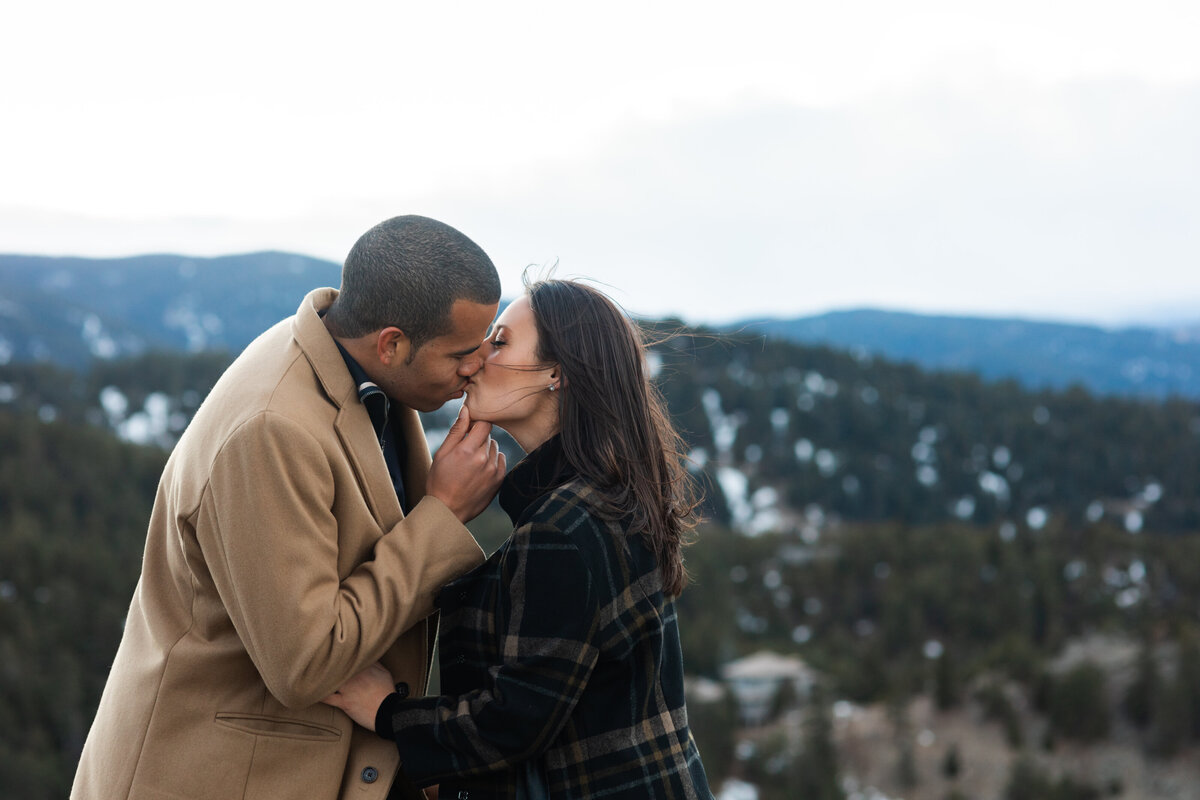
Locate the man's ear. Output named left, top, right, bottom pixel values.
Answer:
left=376, top=327, right=411, bottom=366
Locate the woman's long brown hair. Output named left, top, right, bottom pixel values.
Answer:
left=527, top=279, right=701, bottom=596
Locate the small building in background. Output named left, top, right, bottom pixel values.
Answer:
left=685, top=675, right=729, bottom=705
left=720, top=650, right=815, bottom=727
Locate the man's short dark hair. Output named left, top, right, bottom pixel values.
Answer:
left=324, top=215, right=501, bottom=353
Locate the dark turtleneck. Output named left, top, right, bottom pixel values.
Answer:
left=498, top=434, right=575, bottom=527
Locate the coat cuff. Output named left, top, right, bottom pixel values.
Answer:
left=375, top=692, right=402, bottom=740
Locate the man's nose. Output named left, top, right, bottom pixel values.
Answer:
left=458, top=351, right=484, bottom=376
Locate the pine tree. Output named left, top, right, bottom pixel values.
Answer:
left=791, top=686, right=845, bottom=800
left=941, top=743, right=961, bottom=779
left=934, top=650, right=961, bottom=710
left=1049, top=661, right=1110, bottom=742
left=1123, top=638, right=1158, bottom=729
left=1177, top=626, right=1200, bottom=742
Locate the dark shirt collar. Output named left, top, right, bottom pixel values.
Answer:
left=330, top=337, right=410, bottom=511
left=499, top=435, right=576, bottom=525
left=332, top=340, right=390, bottom=438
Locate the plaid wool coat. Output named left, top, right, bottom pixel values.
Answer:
left=376, top=437, right=714, bottom=799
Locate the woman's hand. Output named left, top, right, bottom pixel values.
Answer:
left=321, top=662, right=397, bottom=731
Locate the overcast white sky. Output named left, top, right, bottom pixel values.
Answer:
left=2, top=0, right=1199, bottom=325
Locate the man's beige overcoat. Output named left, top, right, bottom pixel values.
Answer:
left=72, top=289, right=485, bottom=800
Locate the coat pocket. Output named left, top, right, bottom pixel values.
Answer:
left=214, top=712, right=343, bottom=741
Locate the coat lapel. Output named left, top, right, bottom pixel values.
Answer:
left=294, top=289, right=404, bottom=532
left=334, top=405, right=404, bottom=531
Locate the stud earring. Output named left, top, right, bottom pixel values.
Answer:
left=548, top=384, right=557, bottom=392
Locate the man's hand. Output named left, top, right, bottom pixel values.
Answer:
left=426, top=405, right=505, bottom=522
left=321, top=662, right=396, bottom=731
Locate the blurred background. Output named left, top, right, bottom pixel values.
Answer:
left=3, top=2, right=1200, bottom=797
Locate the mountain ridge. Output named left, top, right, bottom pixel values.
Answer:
left=3, top=251, right=1198, bottom=397
left=732, top=307, right=1200, bottom=398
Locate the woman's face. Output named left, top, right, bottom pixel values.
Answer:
left=463, top=295, right=558, bottom=429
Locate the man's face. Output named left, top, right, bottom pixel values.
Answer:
left=381, top=299, right=497, bottom=412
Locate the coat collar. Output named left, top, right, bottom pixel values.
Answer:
left=292, top=288, right=358, bottom=410
left=290, top=288, right=432, bottom=528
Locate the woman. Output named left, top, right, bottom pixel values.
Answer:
left=324, top=279, right=713, bottom=799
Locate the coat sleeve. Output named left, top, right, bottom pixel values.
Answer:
left=380, top=510, right=602, bottom=783
left=196, top=410, right=484, bottom=708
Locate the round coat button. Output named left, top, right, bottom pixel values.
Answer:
left=395, top=681, right=410, bottom=699
left=361, top=766, right=379, bottom=783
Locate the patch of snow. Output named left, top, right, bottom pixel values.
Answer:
left=1026, top=507, right=1048, bottom=530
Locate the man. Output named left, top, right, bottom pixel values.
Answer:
left=72, top=216, right=506, bottom=800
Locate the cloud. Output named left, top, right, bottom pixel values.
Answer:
left=432, top=78, right=1200, bottom=323
left=3, top=39, right=1198, bottom=326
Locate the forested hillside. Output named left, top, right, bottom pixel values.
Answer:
left=0, top=411, right=166, bottom=794
left=649, top=325, right=1200, bottom=535
left=6, top=328, right=1199, bottom=538
left=3, top=326, right=1200, bottom=798
left=0, top=252, right=338, bottom=365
